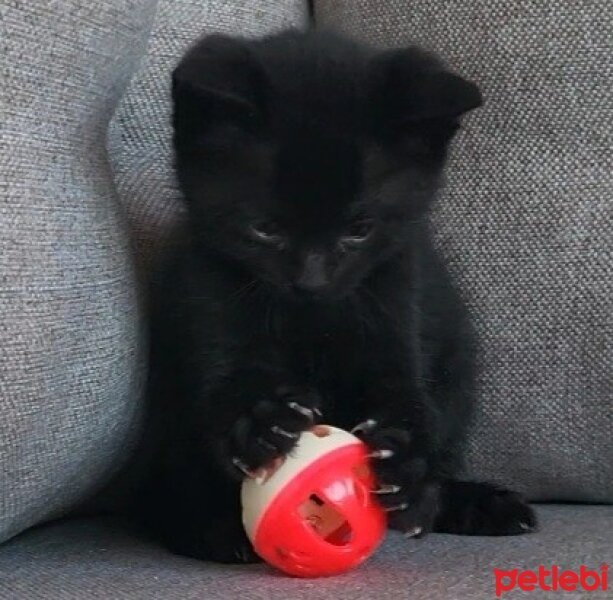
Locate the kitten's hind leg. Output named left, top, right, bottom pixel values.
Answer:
left=434, top=480, right=537, bottom=536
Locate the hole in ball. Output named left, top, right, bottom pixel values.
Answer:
left=299, top=493, right=353, bottom=546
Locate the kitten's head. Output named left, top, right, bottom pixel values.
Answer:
left=172, top=30, right=481, bottom=301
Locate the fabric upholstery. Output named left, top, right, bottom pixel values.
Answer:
left=0, top=0, right=156, bottom=543
left=0, top=505, right=611, bottom=599
left=313, top=0, right=613, bottom=502
left=108, top=0, right=309, bottom=273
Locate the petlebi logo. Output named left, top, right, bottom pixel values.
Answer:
left=494, top=564, right=608, bottom=597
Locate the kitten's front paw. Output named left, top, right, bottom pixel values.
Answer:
left=355, top=421, right=440, bottom=537
left=229, top=386, right=322, bottom=478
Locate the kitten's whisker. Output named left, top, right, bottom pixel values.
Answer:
left=229, top=279, right=259, bottom=305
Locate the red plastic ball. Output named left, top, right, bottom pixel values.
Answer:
left=242, top=426, right=386, bottom=577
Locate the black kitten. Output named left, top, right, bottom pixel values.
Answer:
left=141, top=30, right=536, bottom=563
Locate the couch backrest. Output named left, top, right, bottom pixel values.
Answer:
left=0, top=0, right=155, bottom=544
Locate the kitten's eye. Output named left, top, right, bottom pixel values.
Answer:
left=340, top=218, right=375, bottom=248
left=250, top=221, right=285, bottom=246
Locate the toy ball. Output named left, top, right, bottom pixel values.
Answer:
left=241, top=425, right=387, bottom=577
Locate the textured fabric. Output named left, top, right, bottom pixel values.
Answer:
left=314, top=1, right=613, bottom=502
left=0, top=506, right=611, bottom=599
left=0, top=1, right=156, bottom=543
left=108, top=0, right=309, bottom=273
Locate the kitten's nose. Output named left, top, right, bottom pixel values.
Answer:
left=294, top=252, right=329, bottom=295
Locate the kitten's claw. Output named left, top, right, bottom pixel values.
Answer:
left=368, top=448, right=394, bottom=460
left=372, top=484, right=401, bottom=495
left=256, top=437, right=277, bottom=453
left=351, top=419, right=378, bottom=436
left=271, top=425, right=299, bottom=439
left=385, top=502, right=409, bottom=513
left=287, top=401, right=317, bottom=421
left=404, top=526, right=423, bottom=538
left=232, top=457, right=253, bottom=478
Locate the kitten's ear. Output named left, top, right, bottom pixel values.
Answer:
left=172, top=34, right=267, bottom=137
left=368, top=47, right=482, bottom=140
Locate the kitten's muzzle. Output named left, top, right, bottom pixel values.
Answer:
left=293, top=251, right=330, bottom=296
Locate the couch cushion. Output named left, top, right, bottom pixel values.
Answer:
left=312, top=0, right=613, bottom=502
left=0, top=505, right=611, bottom=599
left=0, top=1, right=155, bottom=543
left=107, top=0, right=309, bottom=273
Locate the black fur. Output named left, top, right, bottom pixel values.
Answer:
left=139, top=30, right=536, bottom=563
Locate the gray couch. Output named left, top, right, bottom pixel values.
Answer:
left=1, top=1, right=611, bottom=598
